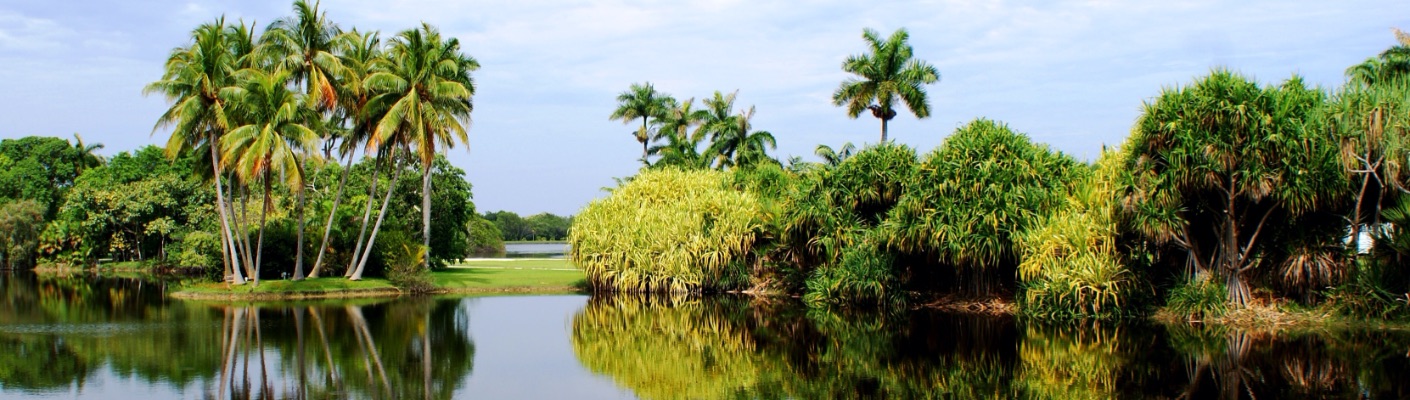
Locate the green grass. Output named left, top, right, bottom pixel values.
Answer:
left=172, top=259, right=585, bottom=299
left=177, top=277, right=398, bottom=295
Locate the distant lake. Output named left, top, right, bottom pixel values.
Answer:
left=1, top=272, right=1408, bottom=399
left=504, top=242, right=568, bottom=258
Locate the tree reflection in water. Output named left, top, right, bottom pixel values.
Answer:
left=572, top=293, right=1410, bottom=399
left=207, top=298, right=474, bottom=400
left=0, top=273, right=475, bottom=400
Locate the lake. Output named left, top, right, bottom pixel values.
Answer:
left=1, top=272, right=1408, bottom=399
left=503, top=242, right=568, bottom=258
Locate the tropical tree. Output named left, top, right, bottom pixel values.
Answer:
left=261, top=0, right=344, bottom=279
left=1118, top=70, right=1346, bottom=307
left=648, top=97, right=710, bottom=169
left=705, top=105, right=777, bottom=169
left=610, top=82, right=675, bottom=160
left=70, top=133, right=104, bottom=175
left=815, top=142, right=856, bottom=167
left=832, top=27, right=940, bottom=142
left=310, top=29, right=382, bottom=278
left=365, top=23, right=476, bottom=272
left=144, top=18, right=248, bottom=284
left=220, top=67, right=319, bottom=285
left=1347, top=28, right=1410, bottom=87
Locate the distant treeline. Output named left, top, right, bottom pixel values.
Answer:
left=482, top=211, right=572, bottom=242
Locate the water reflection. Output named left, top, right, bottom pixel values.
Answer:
left=3, top=273, right=1409, bottom=399
left=573, top=294, right=1410, bottom=399
left=0, top=273, right=474, bottom=399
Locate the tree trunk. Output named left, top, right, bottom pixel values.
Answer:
left=293, top=164, right=307, bottom=280
left=209, top=136, right=245, bottom=285
left=255, top=168, right=271, bottom=287
left=310, top=153, right=354, bottom=278
left=880, top=117, right=889, bottom=143
left=233, top=184, right=257, bottom=284
left=350, top=158, right=403, bottom=280
left=422, top=161, right=433, bottom=271
left=346, top=154, right=382, bottom=278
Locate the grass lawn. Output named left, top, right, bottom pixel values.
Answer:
left=177, top=277, right=399, bottom=296
left=172, top=258, right=585, bottom=299
left=438, top=258, right=584, bottom=292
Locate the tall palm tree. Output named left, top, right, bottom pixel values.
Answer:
left=310, top=29, right=382, bottom=279
left=832, top=27, right=940, bottom=142
left=610, top=82, right=674, bottom=160
left=145, top=18, right=247, bottom=284
left=261, top=0, right=344, bottom=280
left=1348, top=28, right=1410, bottom=88
left=220, top=67, right=319, bottom=286
left=364, top=23, right=476, bottom=272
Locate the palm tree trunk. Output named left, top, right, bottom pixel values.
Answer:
left=209, top=137, right=245, bottom=285
left=310, top=153, right=354, bottom=278
left=293, top=165, right=308, bottom=280
left=346, top=154, right=382, bottom=278
left=422, top=161, right=433, bottom=271
left=350, top=157, right=404, bottom=280
left=880, top=117, right=889, bottom=143
left=232, top=184, right=257, bottom=284
left=255, top=168, right=272, bottom=287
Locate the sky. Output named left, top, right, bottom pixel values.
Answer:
left=1, top=1, right=1407, bottom=216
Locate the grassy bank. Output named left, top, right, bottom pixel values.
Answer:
left=171, top=258, right=586, bottom=300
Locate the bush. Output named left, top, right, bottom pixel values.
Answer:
left=885, top=119, right=1085, bottom=294
left=1018, top=148, right=1142, bottom=319
left=569, top=168, right=761, bottom=293
left=1165, top=277, right=1228, bottom=320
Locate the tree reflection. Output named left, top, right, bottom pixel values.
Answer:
left=0, top=273, right=477, bottom=399
left=571, top=294, right=1410, bottom=399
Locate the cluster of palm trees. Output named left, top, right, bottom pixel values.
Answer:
left=610, top=27, right=937, bottom=168
left=145, top=0, right=476, bottom=285
left=611, top=85, right=778, bottom=170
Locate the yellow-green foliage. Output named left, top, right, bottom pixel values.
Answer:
left=1015, top=324, right=1130, bottom=399
left=1018, top=148, right=1136, bottom=318
left=569, top=168, right=761, bottom=292
left=571, top=295, right=761, bottom=399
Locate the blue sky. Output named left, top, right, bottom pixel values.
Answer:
left=1, top=1, right=1406, bottom=215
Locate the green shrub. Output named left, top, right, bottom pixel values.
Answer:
left=885, top=119, right=1085, bottom=294
left=1165, top=277, right=1228, bottom=320
left=569, top=168, right=761, bottom=293
left=1018, top=148, right=1141, bottom=319
left=803, top=239, right=901, bottom=306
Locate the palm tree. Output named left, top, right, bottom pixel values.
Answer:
left=145, top=18, right=247, bottom=284
left=310, top=29, right=382, bottom=279
left=815, top=142, right=856, bottom=167
left=610, top=82, right=674, bottom=160
left=364, top=23, right=477, bottom=272
left=832, top=27, right=940, bottom=142
left=261, top=0, right=344, bottom=280
left=220, top=67, right=319, bottom=286
left=706, top=105, right=777, bottom=169
left=648, top=98, right=709, bottom=169
left=1348, top=28, right=1410, bottom=88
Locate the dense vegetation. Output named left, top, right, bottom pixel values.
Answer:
left=483, top=210, right=572, bottom=241
left=0, top=1, right=514, bottom=288
left=571, top=28, right=1410, bottom=319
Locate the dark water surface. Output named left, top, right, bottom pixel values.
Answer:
left=1, top=272, right=1408, bottom=399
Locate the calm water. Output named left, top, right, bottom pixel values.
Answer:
left=1, top=272, right=1408, bottom=399
left=503, top=242, right=568, bottom=258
